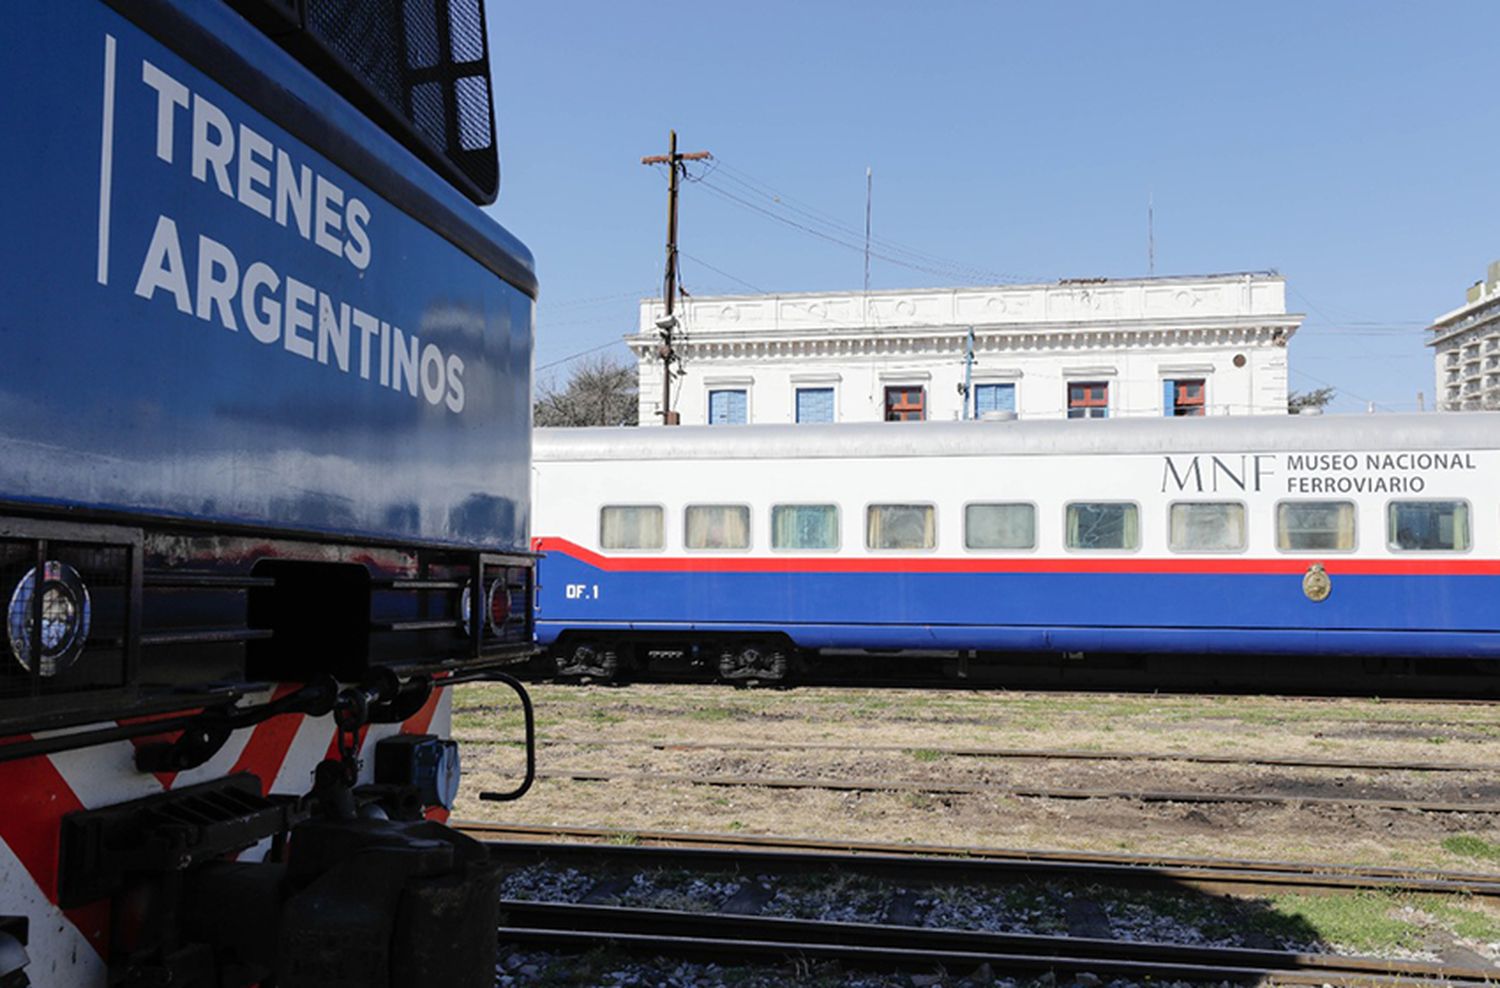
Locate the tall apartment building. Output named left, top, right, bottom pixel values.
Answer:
left=1428, top=261, right=1500, bottom=411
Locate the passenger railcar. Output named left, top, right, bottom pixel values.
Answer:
left=533, top=414, right=1500, bottom=682
left=1, top=2, right=535, bottom=986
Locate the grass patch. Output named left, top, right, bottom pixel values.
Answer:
left=1442, top=834, right=1500, bottom=863
left=1258, top=892, right=1424, bottom=953
left=687, top=706, right=737, bottom=722
left=907, top=748, right=943, bottom=763
left=1420, top=897, right=1500, bottom=942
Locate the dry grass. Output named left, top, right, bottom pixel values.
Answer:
left=456, top=683, right=1500, bottom=873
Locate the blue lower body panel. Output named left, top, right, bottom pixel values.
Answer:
left=534, top=547, right=1500, bottom=659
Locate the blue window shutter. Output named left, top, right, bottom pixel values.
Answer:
left=796, top=388, right=834, bottom=423
left=975, top=383, right=1015, bottom=416
left=709, top=389, right=748, bottom=424
left=1163, top=379, right=1176, bottom=417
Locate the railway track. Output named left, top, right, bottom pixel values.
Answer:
left=467, top=736, right=1500, bottom=774
left=481, top=832, right=1500, bottom=985
left=499, top=901, right=1494, bottom=986
left=526, top=767, right=1500, bottom=815
left=465, top=823, right=1500, bottom=898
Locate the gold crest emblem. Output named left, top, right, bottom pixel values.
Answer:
left=1302, top=563, right=1331, bottom=602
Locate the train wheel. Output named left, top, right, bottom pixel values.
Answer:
left=717, top=643, right=788, bottom=685
left=555, top=641, right=619, bottom=683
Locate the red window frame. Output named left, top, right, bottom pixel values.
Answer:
left=884, top=386, right=926, bottom=421
left=1174, top=379, right=1206, bottom=417
left=1067, top=382, right=1109, bottom=419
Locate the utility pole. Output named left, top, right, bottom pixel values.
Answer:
left=863, top=167, right=873, bottom=294
left=1147, top=192, right=1155, bottom=276
left=641, top=130, right=711, bottom=425
left=958, top=327, right=976, bottom=420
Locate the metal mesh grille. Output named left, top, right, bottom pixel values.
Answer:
left=296, top=0, right=501, bottom=201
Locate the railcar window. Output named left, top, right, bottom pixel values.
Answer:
left=772, top=505, right=840, bottom=550
left=965, top=503, right=1036, bottom=550
left=867, top=505, right=935, bottom=550
left=1276, top=501, right=1356, bottom=552
left=600, top=506, right=664, bottom=550
left=1169, top=502, right=1246, bottom=552
left=1066, top=503, right=1139, bottom=550
left=1387, top=501, right=1470, bottom=552
left=685, top=505, right=751, bottom=550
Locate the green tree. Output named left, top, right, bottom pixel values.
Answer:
left=1287, top=386, right=1335, bottom=415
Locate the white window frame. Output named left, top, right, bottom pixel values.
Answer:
left=1274, top=500, right=1359, bottom=554
left=683, top=503, right=754, bottom=553
left=1063, top=500, right=1142, bottom=553
left=1385, top=499, right=1473, bottom=554
left=863, top=502, right=939, bottom=553
left=769, top=502, right=842, bottom=553
left=961, top=500, right=1039, bottom=552
left=1166, top=500, right=1248, bottom=554
left=598, top=503, right=668, bottom=553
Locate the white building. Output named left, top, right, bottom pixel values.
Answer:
left=1428, top=261, right=1500, bottom=411
left=629, top=272, right=1301, bottom=426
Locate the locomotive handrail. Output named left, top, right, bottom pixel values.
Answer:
left=476, top=670, right=536, bottom=803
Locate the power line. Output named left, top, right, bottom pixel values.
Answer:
left=544, top=290, right=653, bottom=311
left=696, top=180, right=1023, bottom=285
left=679, top=251, right=767, bottom=294
left=536, top=338, right=629, bottom=373
left=703, top=160, right=1041, bottom=284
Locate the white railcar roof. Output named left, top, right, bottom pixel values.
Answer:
left=535, top=414, right=1500, bottom=463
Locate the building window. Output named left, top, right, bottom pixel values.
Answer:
left=965, top=503, right=1036, bottom=550
left=884, top=386, right=926, bottom=421
left=795, top=387, right=835, bottom=423
left=1067, top=382, right=1109, bottom=419
left=1387, top=501, right=1469, bottom=552
left=1066, top=502, right=1139, bottom=550
left=600, top=505, right=664, bottom=550
left=708, top=389, right=748, bottom=424
left=974, top=382, right=1016, bottom=418
left=866, top=504, right=935, bottom=550
left=685, top=504, right=750, bottom=550
left=1169, top=502, right=1246, bottom=552
left=1276, top=501, right=1356, bottom=552
left=772, top=504, right=839, bottom=550
left=1164, top=378, right=1206, bottom=417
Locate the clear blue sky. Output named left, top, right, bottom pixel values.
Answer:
left=486, top=2, right=1497, bottom=413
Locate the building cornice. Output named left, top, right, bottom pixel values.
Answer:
left=628, top=319, right=1298, bottom=362
left=639, top=273, right=1294, bottom=337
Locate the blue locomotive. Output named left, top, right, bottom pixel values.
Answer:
left=0, top=2, right=535, bottom=985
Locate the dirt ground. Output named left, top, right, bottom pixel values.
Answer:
left=453, top=683, right=1500, bottom=872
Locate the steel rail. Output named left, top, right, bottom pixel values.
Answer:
left=529, top=768, right=1500, bottom=814
left=461, top=820, right=1500, bottom=886
left=478, top=836, right=1500, bottom=899
left=463, top=735, right=1498, bottom=774
left=496, top=901, right=1495, bottom=985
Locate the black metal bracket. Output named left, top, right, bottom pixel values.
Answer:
left=477, top=671, right=535, bottom=803
left=133, top=678, right=338, bottom=774
left=58, top=774, right=304, bottom=908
